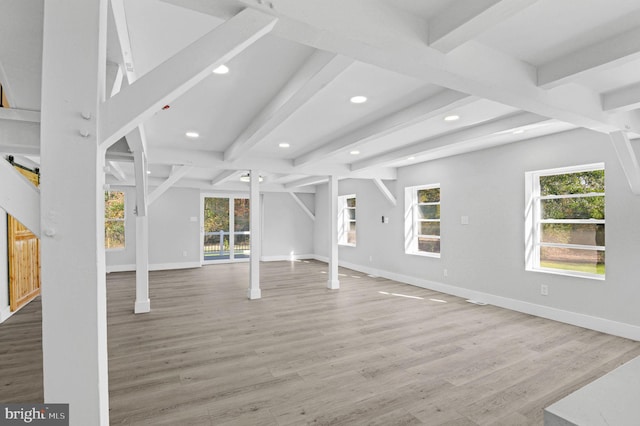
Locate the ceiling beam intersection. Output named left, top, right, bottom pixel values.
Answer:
left=99, top=8, right=278, bottom=149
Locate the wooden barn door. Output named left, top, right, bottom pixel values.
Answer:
left=7, top=165, right=41, bottom=311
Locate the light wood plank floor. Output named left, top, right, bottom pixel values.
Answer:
left=1, top=260, right=639, bottom=425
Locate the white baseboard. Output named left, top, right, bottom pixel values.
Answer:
left=323, top=258, right=640, bottom=342
left=0, top=305, right=13, bottom=323
left=107, top=261, right=201, bottom=273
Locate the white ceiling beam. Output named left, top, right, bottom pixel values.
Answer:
left=285, top=176, right=329, bottom=189
left=147, top=147, right=397, bottom=179
left=159, top=0, right=240, bottom=20
left=106, top=62, right=123, bottom=99
left=538, top=26, right=640, bottom=89
left=352, top=112, right=548, bottom=170
left=372, top=178, right=396, bottom=206
left=110, top=0, right=152, bottom=195
left=0, top=108, right=40, bottom=122
left=132, top=150, right=148, bottom=217
left=603, top=83, right=640, bottom=113
left=107, top=161, right=127, bottom=182
left=148, top=165, right=193, bottom=205
left=100, top=8, right=277, bottom=148
left=167, top=0, right=639, bottom=134
left=288, top=192, right=315, bottom=221
left=0, top=158, right=40, bottom=237
left=0, top=118, right=40, bottom=152
left=294, top=89, right=474, bottom=167
left=429, top=0, right=538, bottom=53
left=124, top=123, right=147, bottom=153
left=108, top=175, right=317, bottom=193
left=224, top=51, right=354, bottom=161
left=211, top=169, right=239, bottom=186
left=110, top=0, right=139, bottom=84
left=610, top=131, right=640, bottom=195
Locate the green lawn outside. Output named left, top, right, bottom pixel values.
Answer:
left=540, top=261, right=605, bottom=275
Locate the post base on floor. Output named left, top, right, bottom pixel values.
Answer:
left=134, top=299, right=151, bottom=314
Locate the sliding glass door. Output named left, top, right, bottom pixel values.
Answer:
left=203, top=196, right=250, bottom=262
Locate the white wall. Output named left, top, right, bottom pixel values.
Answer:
left=107, top=188, right=317, bottom=271
left=106, top=186, right=201, bottom=271
left=262, top=192, right=315, bottom=260
left=315, top=128, right=640, bottom=339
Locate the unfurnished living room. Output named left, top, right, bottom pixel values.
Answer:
left=1, top=0, right=640, bottom=425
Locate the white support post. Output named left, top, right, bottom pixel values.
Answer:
left=248, top=170, right=262, bottom=299
left=327, top=176, right=340, bottom=290
left=134, top=215, right=150, bottom=313
left=132, top=149, right=150, bottom=313
left=40, top=0, right=109, bottom=424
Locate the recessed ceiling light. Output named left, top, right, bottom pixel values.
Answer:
left=350, top=150, right=360, bottom=155
left=185, top=131, right=199, bottom=138
left=444, top=115, right=460, bottom=122
left=350, top=96, right=367, bottom=104
left=279, top=142, right=290, bottom=148
left=513, top=129, right=525, bottom=134
left=213, top=65, right=229, bottom=75
left=146, top=170, right=151, bottom=175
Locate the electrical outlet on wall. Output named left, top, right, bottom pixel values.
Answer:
left=183, top=250, right=188, bottom=257
left=541, top=284, right=549, bottom=296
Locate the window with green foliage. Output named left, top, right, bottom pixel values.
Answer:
left=105, top=191, right=125, bottom=249
left=405, top=184, right=440, bottom=256
left=338, top=195, right=356, bottom=246
left=526, top=164, right=605, bottom=278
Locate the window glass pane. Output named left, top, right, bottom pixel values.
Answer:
left=234, top=198, right=250, bottom=232
left=204, top=197, right=230, bottom=233
left=540, top=246, right=604, bottom=275
left=541, top=223, right=605, bottom=246
left=418, top=204, right=440, bottom=220
left=348, top=222, right=356, bottom=245
left=346, top=197, right=356, bottom=208
left=105, top=191, right=124, bottom=219
left=541, top=196, right=605, bottom=220
left=347, top=208, right=356, bottom=220
left=418, top=237, right=440, bottom=253
left=105, top=221, right=125, bottom=249
left=418, top=188, right=439, bottom=203
left=540, top=170, right=604, bottom=196
left=419, top=221, right=440, bottom=236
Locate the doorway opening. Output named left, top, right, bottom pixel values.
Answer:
left=202, top=196, right=250, bottom=263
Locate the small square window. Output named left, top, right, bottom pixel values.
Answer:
left=525, top=164, right=605, bottom=278
left=338, top=195, right=356, bottom=246
left=405, top=184, right=440, bottom=257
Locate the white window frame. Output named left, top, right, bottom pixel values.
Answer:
left=338, top=194, right=356, bottom=247
left=405, top=184, right=440, bottom=258
left=105, top=190, right=126, bottom=251
left=525, top=163, right=605, bottom=280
